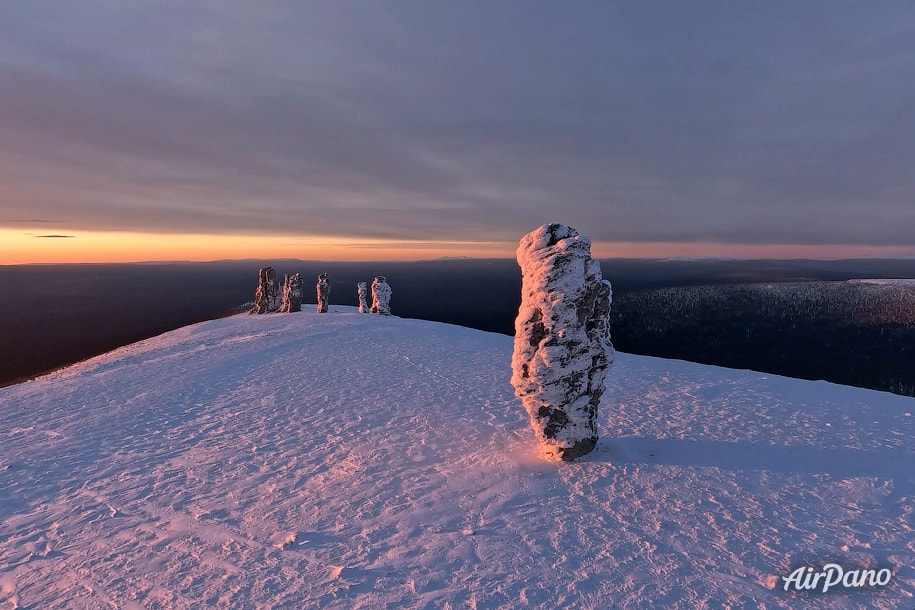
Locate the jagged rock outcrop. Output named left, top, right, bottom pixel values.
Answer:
left=510, top=223, right=614, bottom=461
left=278, top=273, right=304, bottom=313
left=370, top=276, right=392, bottom=315
left=316, top=273, right=330, bottom=313
left=266, top=267, right=278, bottom=310
left=249, top=267, right=277, bottom=314
left=357, top=282, right=369, bottom=313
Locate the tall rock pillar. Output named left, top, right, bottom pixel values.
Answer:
left=316, top=273, right=330, bottom=313
left=249, top=267, right=273, bottom=314
left=510, top=224, right=614, bottom=461
left=370, top=276, right=392, bottom=315
left=278, top=273, right=303, bottom=313
left=357, top=282, right=369, bottom=313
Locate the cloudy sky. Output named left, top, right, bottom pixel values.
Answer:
left=2, top=1, right=914, bottom=262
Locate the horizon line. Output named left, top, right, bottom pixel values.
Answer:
left=4, top=227, right=915, bottom=264
left=5, top=255, right=915, bottom=268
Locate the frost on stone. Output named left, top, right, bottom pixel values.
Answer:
left=316, top=273, right=330, bottom=313
left=370, top=276, right=392, bottom=315
left=357, top=282, right=369, bottom=313
left=268, top=268, right=279, bottom=310
left=249, top=267, right=278, bottom=314
left=510, top=223, right=614, bottom=461
left=278, top=273, right=303, bottom=313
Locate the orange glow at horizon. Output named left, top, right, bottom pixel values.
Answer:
left=3, top=227, right=915, bottom=264
left=0, top=228, right=516, bottom=264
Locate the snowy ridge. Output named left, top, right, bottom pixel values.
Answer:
left=0, top=308, right=913, bottom=608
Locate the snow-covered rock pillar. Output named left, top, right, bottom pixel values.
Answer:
left=249, top=267, right=273, bottom=314
left=511, top=223, right=614, bottom=461
left=265, top=266, right=278, bottom=310
left=370, top=276, right=391, bottom=315
left=316, top=273, right=330, bottom=313
left=278, top=273, right=303, bottom=313
left=357, top=282, right=369, bottom=313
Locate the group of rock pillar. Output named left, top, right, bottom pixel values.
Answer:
left=250, top=271, right=392, bottom=316
left=248, top=223, right=609, bottom=463
left=353, top=276, right=392, bottom=315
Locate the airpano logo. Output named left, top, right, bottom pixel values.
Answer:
left=782, top=563, right=892, bottom=593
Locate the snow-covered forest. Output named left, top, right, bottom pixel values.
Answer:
left=613, top=281, right=915, bottom=396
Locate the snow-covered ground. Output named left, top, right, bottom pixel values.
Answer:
left=1, top=308, right=912, bottom=609
left=848, top=278, right=915, bottom=286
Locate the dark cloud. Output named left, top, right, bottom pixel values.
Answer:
left=33, top=235, right=75, bottom=238
left=0, top=1, right=913, bottom=245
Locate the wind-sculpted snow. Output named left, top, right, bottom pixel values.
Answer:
left=512, top=224, right=614, bottom=461
left=0, top=310, right=913, bottom=608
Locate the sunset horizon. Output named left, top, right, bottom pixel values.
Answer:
left=5, top=227, right=915, bottom=265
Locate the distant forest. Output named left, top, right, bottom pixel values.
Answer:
left=613, top=281, right=915, bottom=397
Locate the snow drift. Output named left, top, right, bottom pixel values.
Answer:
left=0, top=309, right=912, bottom=609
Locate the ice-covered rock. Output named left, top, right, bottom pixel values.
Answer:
left=371, top=276, right=392, bottom=315
left=278, top=273, right=303, bottom=313
left=511, top=223, right=614, bottom=461
left=249, top=267, right=277, bottom=315
left=267, top=267, right=279, bottom=309
left=357, top=282, right=369, bottom=313
left=316, top=273, right=330, bottom=313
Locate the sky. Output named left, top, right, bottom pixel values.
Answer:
left=1, top=1, right=914, bottom=263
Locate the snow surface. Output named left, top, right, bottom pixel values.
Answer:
left=1, top=308, right=913, bottom=609
left=848, top=278, right=915, bottom=286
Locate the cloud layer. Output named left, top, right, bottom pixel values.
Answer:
left=1, top=1, right=914, bottom=246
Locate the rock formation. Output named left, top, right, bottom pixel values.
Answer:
left=278, top=273, right=303, bottom=313
left=510, top=223, right=614, bottom=461
left=266, top=267, right=278, bottom=310
left=370, top=276, right=391, bottom=315
left=249, top=267, right=276, bottom=314
left=316, top=272, right=330, bottom=313
left=357, top=282, right=369, bottom=313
